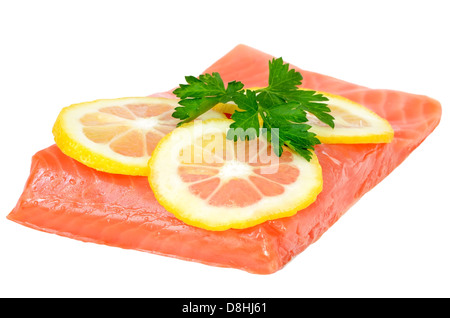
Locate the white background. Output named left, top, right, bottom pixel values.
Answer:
left=1, top=0, right=449, bottom=298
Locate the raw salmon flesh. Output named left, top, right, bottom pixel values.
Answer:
left=7, top=45, right=441, bottom=274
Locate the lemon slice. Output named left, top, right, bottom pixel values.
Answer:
left=53, top=97, right=226, bottom=176
left=304, top=90, right=394, bottom=144
left=148, top=118, right=323, bottom=231
left=212, top=88, right=394, bottom=144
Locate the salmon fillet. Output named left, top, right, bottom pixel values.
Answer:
left=7, top=44, right=441, bottom=274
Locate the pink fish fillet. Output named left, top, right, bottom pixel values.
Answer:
left=7, top=44, right=441, bottom=274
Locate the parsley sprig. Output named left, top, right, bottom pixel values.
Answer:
left=172, top=57, right=334, bottom=161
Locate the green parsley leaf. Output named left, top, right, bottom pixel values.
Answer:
left=227, top=90, right=260, bottom=141
left=258, top=101, right=319, bottom=159
left=255, top=57, right=303, bottom=106
left=291, top=89, right=335, bottom=128
left=172, top=72, right=244, bottom=126
left=172, top=57, right=334, bottom=161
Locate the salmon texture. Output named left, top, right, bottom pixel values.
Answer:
left=7, top=45, right=441, bottom=274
